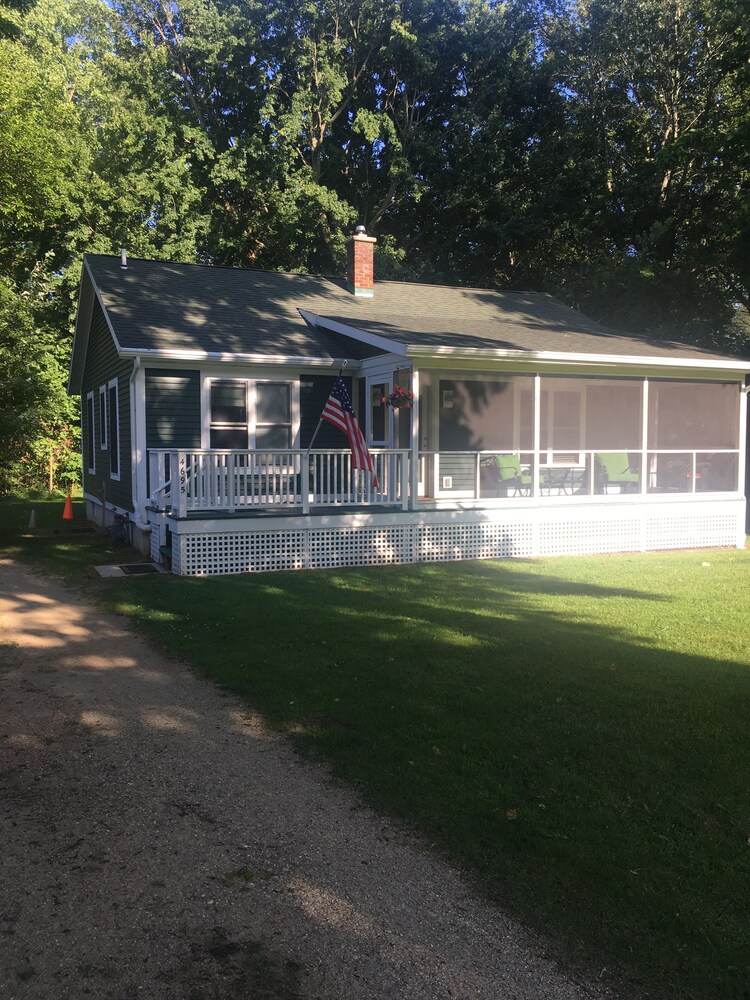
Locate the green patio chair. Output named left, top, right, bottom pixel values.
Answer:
left=495, top=454, right=533, bottom=495
left=595, top=452, right=640, bottom=493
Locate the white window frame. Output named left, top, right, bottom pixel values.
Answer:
left=204, top=376, right=299, bottom=454
left=99, top=385, right=108, bottom=449
left=107, top=377, right=120, bottom=481
left=85, top=391, right=96, bottom=474
left=208, top=378, right=249, bottom=449
left=254, top=379, right=294, bottom=452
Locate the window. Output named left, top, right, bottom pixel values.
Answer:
left=370, top=383, right=387, bottom=443
left=99, top=386, right=107, bottom=449
left=210, top=380, right=248, bottom=448
left=256, top=382, right=291, bottom=449
left=108, top=378, right=120, bottom=479
left=209, top=379, right=294, bottom=450
left=85, top=392, right=95, bottom=474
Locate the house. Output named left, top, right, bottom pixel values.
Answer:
left=68, top=233, right=749, bottom=575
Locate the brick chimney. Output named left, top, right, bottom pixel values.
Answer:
left=346, top=225, right=376, bottom=297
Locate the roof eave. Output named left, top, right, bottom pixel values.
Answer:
left=117, top=347, right=360, bottom=369
left=405, top=344, right=750, bottom=374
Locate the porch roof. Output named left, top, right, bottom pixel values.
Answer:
left=76, top=254, right=749, bottom=378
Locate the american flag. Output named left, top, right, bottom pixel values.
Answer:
left=321, top=377, right=378, bottom=486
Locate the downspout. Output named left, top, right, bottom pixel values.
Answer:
left=740, top=381, right=749, bottom=542
left=410, top=368, right=420, bottom=511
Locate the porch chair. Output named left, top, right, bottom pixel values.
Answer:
left=595, top=452, right=640, bottom=493
left=495, top=454, right=533, bottom=496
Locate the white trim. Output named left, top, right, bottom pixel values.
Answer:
left=406, top=343, right=750, bottom=373
left=119, top=346, right=356, bottom=368
left=204, top=375, right=298, bottom=450
left=107, top=377, right=121, bottom=481
left=85, top=391, right=96, bottom=474
left=738, top=382, right=747, bottom=538
left=98, top=385, right=108, bottom=449
left=85, top=258, right=123, bottom=353
left=299, top=310, right=409, bottom=356
left=640, top=379, right=649, bottom=496
left=533, top=375, right=541, bottom=496
left=411, top=369, right=421, bottom=503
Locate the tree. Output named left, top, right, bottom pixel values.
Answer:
left=540, top=0, right=750, bottom=347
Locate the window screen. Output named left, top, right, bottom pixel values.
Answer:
left=648, top=381, right=740, bottom=449
left=86, top=393, right=95, bottom=473
left=256, top=383, right=291, bottom=449
left=108, top=381, right=119, bottom=477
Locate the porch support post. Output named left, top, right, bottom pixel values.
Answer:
left=301, top=454, right=310, bottom=514
left=532, top=374, right=541, bottom=496
left=640, top=379, right=649, bottom=496
left=129, top=357, right=148, bottom=521
left=410, top=368, right=420, bottom=511
left=738, top=382, right=748, bottom=548
left=175, top=450, right=187, bottom=517
left=226, top=452, right=236, bottom=513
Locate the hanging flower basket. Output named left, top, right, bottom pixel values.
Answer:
left=382, top=386, right=415, bottom=409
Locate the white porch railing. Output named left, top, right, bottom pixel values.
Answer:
left=148, top=449, right=411, bottom=516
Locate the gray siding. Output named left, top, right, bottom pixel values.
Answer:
left=145, top=370, right=201, bottom=449
left=80, top=300, right=133, bottom=510
left=438, top=454, right=475, bottom=491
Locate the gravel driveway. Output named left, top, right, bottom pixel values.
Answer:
left=0, top=557, right=617, bottom=1000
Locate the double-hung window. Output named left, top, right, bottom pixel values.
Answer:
left=99, top=386, right=107, bottom=450
left=255, top=382, right=292, bottom=449
left=210, top=380, right=248, bottom=448
left=85, top=392, right=95, bottom=474
left=209, top=380, right=293, bottom=452
left=107, top=378, right=120, bottom=479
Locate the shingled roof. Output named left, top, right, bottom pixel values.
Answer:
left=71, top=254, right=747, bottom=391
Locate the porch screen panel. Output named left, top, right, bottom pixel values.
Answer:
left=585, top=381, right=642, bottom=450
left=539, top=380, right=583, bottom=460
left=439, top=378, right=532, bottom=450
left=648, top=381, right=740, bottom=449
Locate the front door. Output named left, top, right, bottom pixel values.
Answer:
left=367, top=378, right=392, bottom=445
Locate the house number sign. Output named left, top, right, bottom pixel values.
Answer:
left=179, top=455, right=187, bottom=494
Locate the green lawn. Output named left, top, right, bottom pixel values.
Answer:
left=3, top=496, right=750, bottom=999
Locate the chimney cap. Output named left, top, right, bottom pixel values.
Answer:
left=354, top=224, right=367, bottom=235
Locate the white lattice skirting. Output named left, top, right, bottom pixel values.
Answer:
left=153, top=499, right=745, bottom=576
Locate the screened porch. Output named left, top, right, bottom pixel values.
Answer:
left=146, top=374, right=744, bottom=516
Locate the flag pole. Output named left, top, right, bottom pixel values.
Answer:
left=306, top=361, right=347, bottom=455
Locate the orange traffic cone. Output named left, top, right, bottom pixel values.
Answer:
left=62, top=493, right=74, bottom=520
